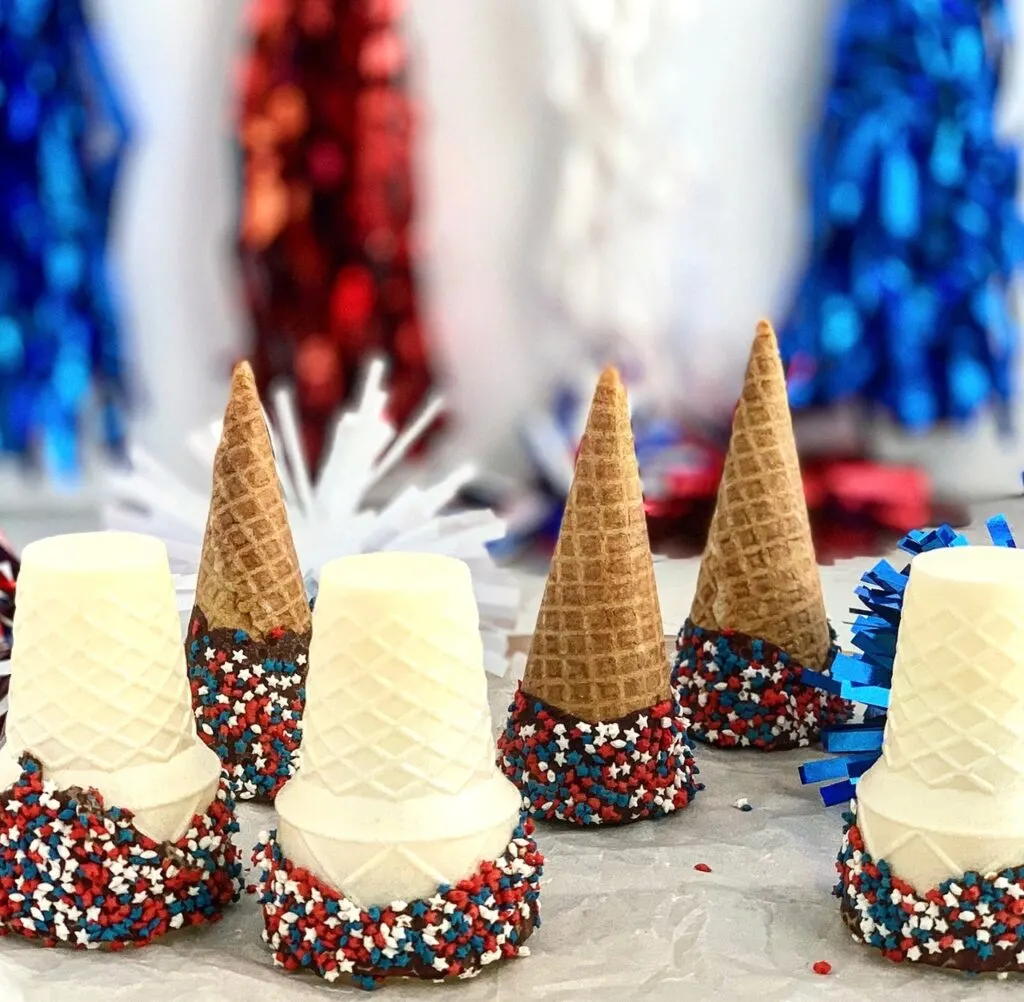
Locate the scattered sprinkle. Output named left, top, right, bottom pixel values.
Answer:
left=253, top=813, right=543, bottom=989
left=812, top=960, right=832, bottom=976
left=694, top=863, right=712, bottom=873
left=0, top=756, right=242, bottom=949
left=187, top=608, right=310, bottom=802
left=497, top=685, right=700, bottom=826
left=674, top=620, right=848, bottom=750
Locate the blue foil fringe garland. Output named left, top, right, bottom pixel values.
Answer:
left=0, top=0, right=130, bottom=479
left=800, top=514, right=1017, bottom=805
left=781, top=0, right=1024, bottom=429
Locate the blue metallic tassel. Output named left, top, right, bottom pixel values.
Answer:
left=0, top=0, right=131, bottom=481
left=782, top=0, right=1022, bottom=429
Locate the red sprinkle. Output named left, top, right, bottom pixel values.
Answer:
left=497, top=686, right=699, bottom=826
left=0, top=760, right=242, bottom=949
left=812, top=961, right=832, bottom=976
left=253, top=817, right=543, bottom=986
left=675, top=622, right=848, bottom=751
left=694, top=863, right=712, bottom=873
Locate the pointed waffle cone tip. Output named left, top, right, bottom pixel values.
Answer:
left=194, top=361, right=311, bottom=639
left=522, top=366, right=670, bottom=723
left=689, top=321, right=830, bottom=667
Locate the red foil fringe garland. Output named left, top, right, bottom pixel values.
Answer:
left=238, top=0, right=433, bottom=470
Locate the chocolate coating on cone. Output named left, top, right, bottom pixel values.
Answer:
left=690, top=322, right=829, bottom=668
left=194, top=362, right=311, bottom=639
left=523, top=367, right=670, bottom=723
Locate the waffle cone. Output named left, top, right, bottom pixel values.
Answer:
left=194, top=362, right=311, bottom=639
left=689, top=322, right=829, bottom=667
left=522, top=368, right=670, bottom=723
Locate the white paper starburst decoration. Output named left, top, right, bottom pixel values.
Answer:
left=103, top=360, right=520, bottom=675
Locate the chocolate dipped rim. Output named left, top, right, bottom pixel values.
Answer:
left=0, top=755, right=242, bottom=949
left=673, top=618, right=849, bottom=751
left=837, top=810, right=1024, bottom=973
left=498, top=684, right=701, bottom=826
left=253, top=813, right=543, bottom=990
left=186, top=605, right=311, bottom=802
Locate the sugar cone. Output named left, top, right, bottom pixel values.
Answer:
left=689, top=321, right=830, bottom=667
left=523, top=367, right=670, bottom=722
left=194, top=362, right=311, bottom=639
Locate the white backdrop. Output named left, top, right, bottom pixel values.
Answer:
left=14, top=0, right=1016, bottom=514
left=94, top=0, right=250, bottom=479
left=410, top=0, right=839, bottom=477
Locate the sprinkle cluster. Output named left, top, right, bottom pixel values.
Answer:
left=0, top=756, right=242, bottom=949
left=187, top=608, right=311, bottom=802
left=837, top=808, right=1024, bottom=972
left=674, top=620, right=848, bottom=750
left=253, top=814, right=543, bottom=990
left=497, top=685, right=700, bottom=825
left=238, top=0, right=433, bottom=449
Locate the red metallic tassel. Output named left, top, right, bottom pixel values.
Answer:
left=238, top=0, right=433, bottom=471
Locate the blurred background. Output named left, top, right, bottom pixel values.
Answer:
left=1, top=0, right=1023, bottom=559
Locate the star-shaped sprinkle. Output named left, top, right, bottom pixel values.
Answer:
left=498, top=685, right=699, bottom=826
left=252, top=815, right=542, bottom=987
left=0, top=759, right=242, bottom=949
left=673, top=621, right=846, bottom=750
